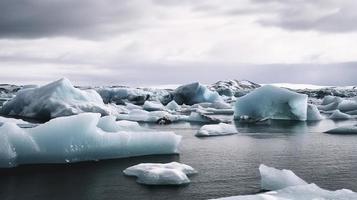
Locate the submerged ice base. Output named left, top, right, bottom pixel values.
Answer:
left=0, top=113, right=181, bottom=168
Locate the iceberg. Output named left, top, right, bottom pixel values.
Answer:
left=338, top=99, right=357, bottom=112
left=116, top=109, right=184, bottom=123
left=123, top=162, right=197, bottom=185
left=143, top=101, right=165, bottom=111
left=234, top=85, right=308, bottom=121
left=0, top=113, right=181, bottom=168
left=212, top=184, right=357, bottom=200
left=213, top=165, right=357, bottom=200
left=166, top=100, right=181, bottom=111
left=196, top=123, right=238, bottom=137
left=173, top=82, right=223, bottom=105
left=329, top=110, right=352, bottom=120
left=96, top=115, right=143, bottom=132
left=0, top=116, right=29, bottom=125
left=325, top=124, right=357, bottom=134
left=306, top=104, right=323, bottom=121
left=259, top=164, right=307, bottom=191
left=0, top=78, right=110, bottom=120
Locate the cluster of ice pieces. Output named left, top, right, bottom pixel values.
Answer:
left=0, top=113, right=181, bottom=168
left=123, top=162, right=197, bottom=185
left=318, top=95, right=357, bottom=119
left=213, top=164, right=357, bottom=200
left=0, top=78, right=112, bottom=120
left=196, top=123, right=238, bottom=137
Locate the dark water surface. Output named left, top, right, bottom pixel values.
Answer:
left=1, top=119, right=357, bottom=200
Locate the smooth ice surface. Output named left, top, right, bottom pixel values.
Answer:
left=0, top=116, right=29, bottom=125
left=0, top=113, right=181, bottom=168
left=213, top=165, right=357, bottom=200
left=259, top=164, right=308, bottom=191
left=166, top=100, right=181, bottom=111
left=196, top=123, right=238, bottom=137
left=96, top=115, right=143, bottom=132
left=329, top=110, right=352, bottom=120
left=123, top=162, right=197, bottom=185
left=234, top=85, right=308, bottom=121
left=173, top=82, right=223, bottom=105
left=212, top=184, right=357, bottom=200
left=0, top=78, right=110, bottom=120
left=117, top=109, right=185, bottom=123
left=143, top=101, right=165, bottom=111
left=306, top=104, right=323, bottom=121
left=325, top=124, right=357, bottom=134
left=338, top=99, right=357, bottom=112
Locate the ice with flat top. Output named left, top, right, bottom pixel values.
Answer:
left=196, top=123, right=238, bottom=137
left=0, top=113, right=181, bottom=168
left=234, top=85, right=308, bottom=121
left=123, top=162, right=197, bottom=185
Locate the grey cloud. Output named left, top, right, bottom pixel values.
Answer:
left=0, top=0, right=154, bottom=39
left=252, top=0, right=357, bottom=33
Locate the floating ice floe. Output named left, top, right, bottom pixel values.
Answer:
left=234, top=85, right=308, bottom=121
left=123, top=162, right=197, bottom=185
left=329, top=110, right=352, bottom=120
left=0, top=78, right=111, bottom=120
left=259, top=164, right=308, bottom=191
left=325, top=124, right=357, bottom=134
left=338, top=99, right=357, bottom=113
left=306, top=104, right=324, bottom=121
left=173, top=82, right=223, bottom=105
left=0, top=113, right=181, bottom=168
left=143, top=101, right=165, bottom=111
left=196, top=123, right=238, bottom=137
left=212, top=164, right=357, bottom=200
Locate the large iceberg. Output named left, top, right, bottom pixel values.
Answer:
left=213, top=165, right=357, bottom=200
left=123, top=162, right=197, bottom=185
left=0, top=78, right=110, bottom=120
left=0, top=113, right=181, bottom=168
left=234, top=85, right=308, bottom=121
left=196, top=123, right=238, bottom=137
left=172, top=82, right=223, bottom=105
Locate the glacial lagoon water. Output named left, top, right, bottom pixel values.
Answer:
left=1, top=118, right=357, bottom=200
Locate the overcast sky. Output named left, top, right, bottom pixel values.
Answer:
left=1, top=0, right=357, bottom=86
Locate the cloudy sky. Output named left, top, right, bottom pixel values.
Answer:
left=1, top=0, right=357, bottom=86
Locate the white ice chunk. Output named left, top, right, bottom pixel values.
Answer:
left=259, top=164, right=308, bottom=191
left=0, top=116, right=29, bottom=125
left=196, top=123, right=238, bottom=137
left=97, top=115, right=144, bottom=132
left=143, top=101, right=165, bottom=111
left=0, top=78, right=110, bottom=120
left=234, top=85, right=308, bottom=121
left=212, top=184, right=357, bottom=200
left=117, top=109, right=184, bottom=123
left=123, top=162, right=197, bottom=185
left=0, top=113, right=181, bottom=168
left=213, top=165, right=357, bottom=200
left=306, top=104, right=323, bottom=121
left=325, top=124, right=357, bottom=134
left=329, top=110, right=352, bottom=120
